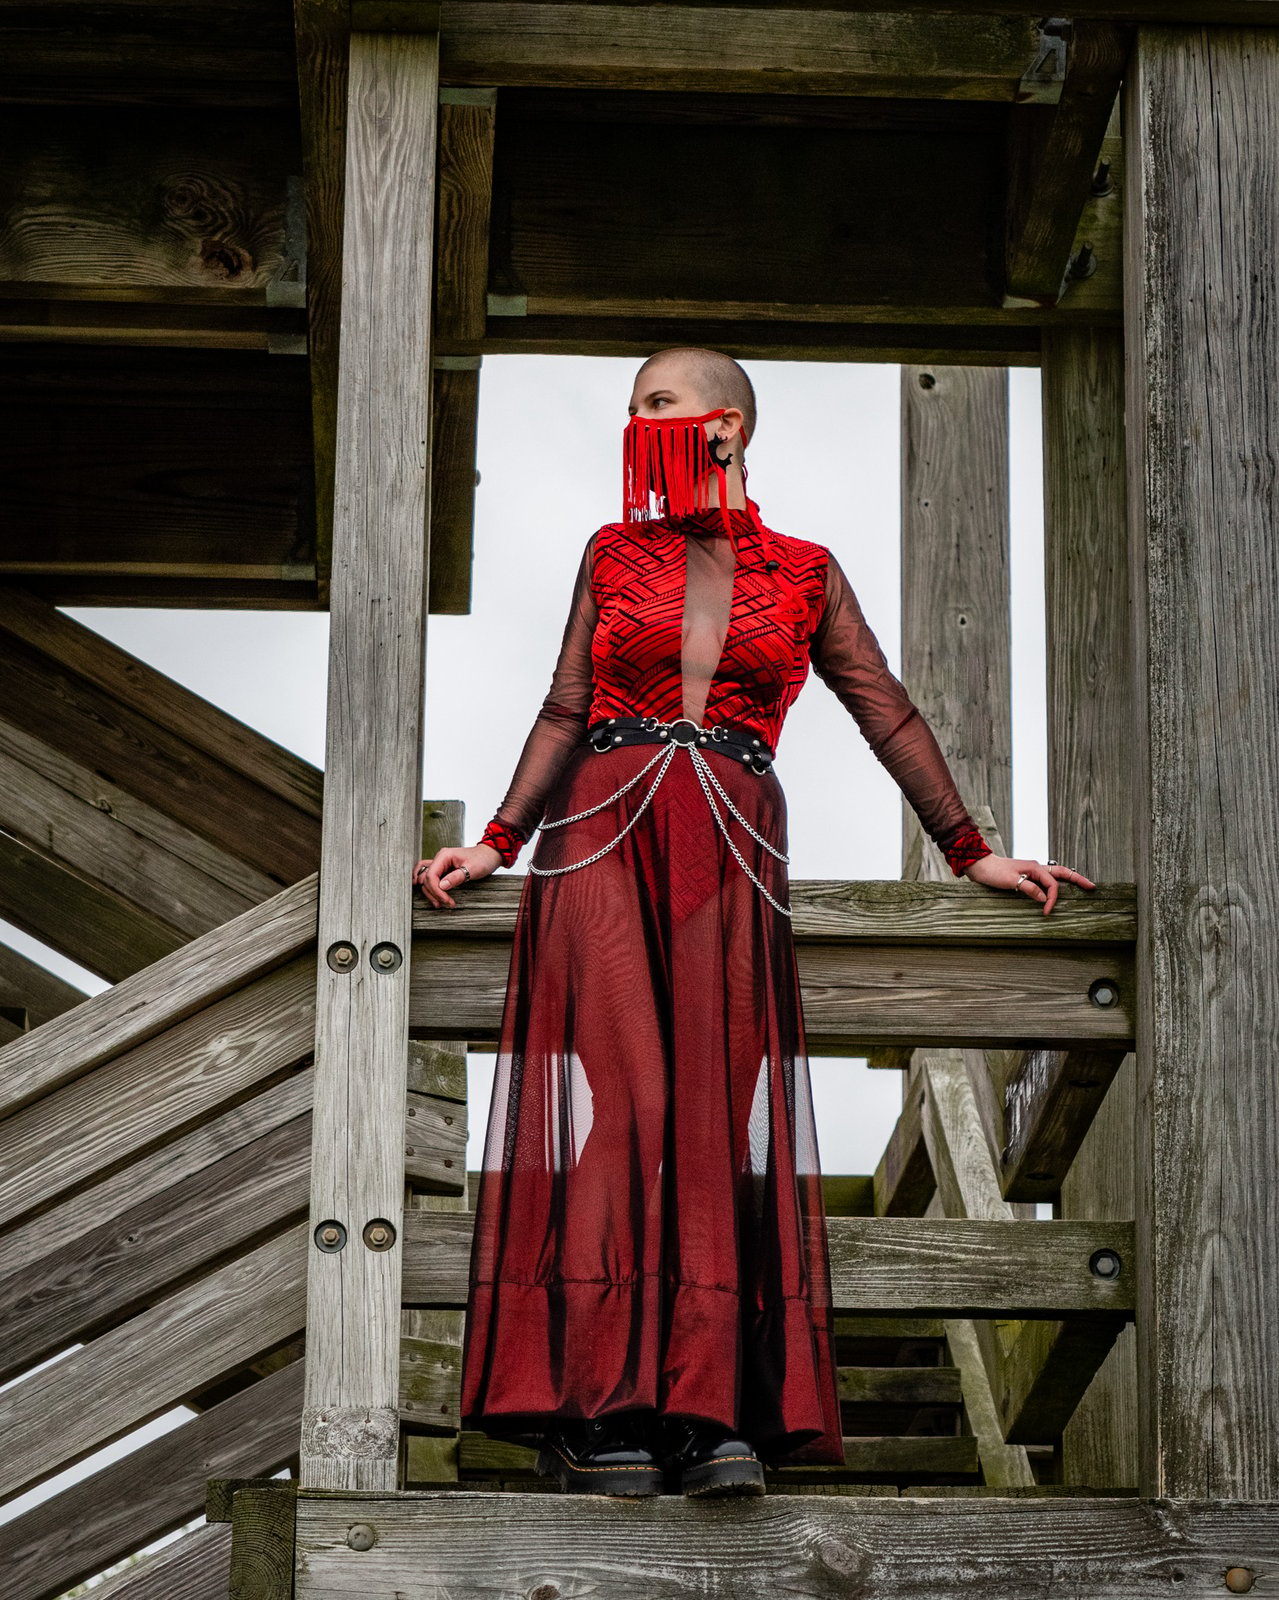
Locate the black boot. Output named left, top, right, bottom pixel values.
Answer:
left=536, top=1413, right=664, bottom=1496
left=659, top=1418, right=766, bottom=1497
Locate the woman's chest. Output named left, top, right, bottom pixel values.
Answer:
left=590, top=526, right=825, bottom=700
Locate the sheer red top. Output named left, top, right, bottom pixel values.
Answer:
left=476, top=508, right=993, bottom=879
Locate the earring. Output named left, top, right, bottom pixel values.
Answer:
left=708, top=435, right=733, bottom=469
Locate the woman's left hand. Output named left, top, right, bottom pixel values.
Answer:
left=962, top=853, right=1097, bottom=915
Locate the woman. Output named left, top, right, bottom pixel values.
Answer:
left=414, top=348, right=1094, bottom=1499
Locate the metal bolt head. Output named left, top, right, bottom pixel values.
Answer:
left=363, top=1217, right=397, bottom=1252
left=347, top=1522, right=377, bottom=1552
left=375, top=948, right=396, bottom=968
left=369, top=941, right=402, bottom=973
left=1089, top=1247, right=1122, bottom=1280
left=1089, top=978, right=1120, bottom=1008
left=314, top=1219, right=347, bottom=1253
left=1225, top=1570, right=1254, bottom=1594
left=326, top=941, right=358, bottom=972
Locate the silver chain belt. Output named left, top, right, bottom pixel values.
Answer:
left=527, top=717, right=792, bottom=917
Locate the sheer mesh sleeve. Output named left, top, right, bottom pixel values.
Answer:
left=476, top=533, right=600, bottom=868
left=808, top=549, right=993, bottom=877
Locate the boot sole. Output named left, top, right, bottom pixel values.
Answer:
left=680, top=1455, right=767, bottom=1497
left=536, top=1442, right=664, bottom=1497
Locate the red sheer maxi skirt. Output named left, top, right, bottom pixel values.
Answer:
left=459, top=734, right=845, bottom=1466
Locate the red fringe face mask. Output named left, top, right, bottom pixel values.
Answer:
left=621, top=406, right=777, bottom=567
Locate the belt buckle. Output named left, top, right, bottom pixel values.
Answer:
left=666, top=717, right=700, bottom=747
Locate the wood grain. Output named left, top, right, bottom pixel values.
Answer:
left=293, top=1491, right=1279, bottom=1599
left=1124, top=25, right=1279, bottom=1498
left=0, top=872, right=316, bottom=1116
left=0, top=955, right=315, bottom=1227
left=398, top=1209, right=1134, bottom=1318
left=303, top=26, right=438, bottom=1492
left=0, top=1361, right=302, bottom=1600
left=0, top=939, right=82, bottom=1029
left=83, top=1524, right=232, bottom=1600
left=439, top=6, right=1041, bottom=99
left=0, top=1223, right=307, bottom=1503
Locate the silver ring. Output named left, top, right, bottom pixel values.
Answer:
left=459, top=864, right=470, bottom=881
left=1016, top=872, right=1028, bottom=886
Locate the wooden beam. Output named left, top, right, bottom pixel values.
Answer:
left=303, top=24, right=439, bottom=1493
left=428, top=360, right=480, bottom=614
left=0, top=939, right=82, bottom=1029
left=0, top=954, right=315, bottom=1230
left=872, top=1056, right=933, bottom=1217
left=1001, top=1044, right=1129, bottom=1202
left=1000, top=1315, right=1127, bottom=1446
left=0, top=829, right=184, bottom=981
left=413, top=875, right=1136, bottom=945
left=79, top=1524, right=232, bottom=1600
left=1003, top=24, right=1129, bottom=306
left=0, top=1102, right=311, bottom=1380
left=294, top=1491, right=1279, bottom=1598
left=0, top=1223, right=307, bottom=1504
left=439, top=7, right=1043, bottom=99
left=0, top=873, right=316, bottom=1118
left=436, top=94, right=495, bottom=341
left=900, top=364, right=1011, bottom=871
left=0, top=585, right=322, bottom=883
left=399, top=1209, right=1134, bottom=1318
left=1124, top=23, right=1279, bottom=1498
left=0, top=1361, right=302, bottom=1600
left=1042, top=323, right=1137, bottom=1488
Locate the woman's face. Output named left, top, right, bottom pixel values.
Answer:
left=627, top=359, right=709, bottom=423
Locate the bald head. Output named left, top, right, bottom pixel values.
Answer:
left=634, top=347, right=758, bottom=443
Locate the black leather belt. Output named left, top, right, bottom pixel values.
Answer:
left=587, top=715, right=776, bottom=774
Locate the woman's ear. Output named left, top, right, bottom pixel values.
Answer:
left=711, top=407, right=746, bottom=447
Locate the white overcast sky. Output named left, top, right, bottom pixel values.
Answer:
left=4, top=355, right=1049, bottom=1177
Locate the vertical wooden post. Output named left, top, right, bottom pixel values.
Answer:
left=302, top=25, right=439, bottom=1492
left=900, top=365, right=1012, bottom=876
left=1124, top=25, right=1279, bottom=1499
left=1041, top=325, right=1138, bottom=1488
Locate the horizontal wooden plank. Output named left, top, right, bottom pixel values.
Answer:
left=0, top=872, right=316, bottom=1116
left=404, top=1089, right=467, bottom=1195
left=294, top=1491, right=1279, bottom=1599
left=0, top=1106, right=311, bottom=1380
left=0, top=954, right=315, bottom=1228
left=837, top=1366, right=962, bottom=1407
left=85, top=1523, right=232, bottom=1600
left=0, top=1361, right=302, bottom=1600
left=0, top=1223, right=307, bottom=1503
left=413, top=877, right=1135, bottom=945
left=399, top=1210, right=1134, bottom=1317
left=409, top=935, right=1135, bottom=1051
left=439, top=6, right=1042, bottom=99
left=453, top=315, right=1048, bottom=365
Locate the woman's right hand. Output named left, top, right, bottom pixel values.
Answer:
left=412, top=844, right=502, bottom=909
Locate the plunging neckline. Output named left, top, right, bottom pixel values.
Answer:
left=672, top=509, right=755, bottom=725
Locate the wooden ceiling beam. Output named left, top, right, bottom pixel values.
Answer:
left=489, top=0, right=1279, bottom=20
left=1004, top=22, right=1129, bottom=306
left=438, top=5, right=1044, bottom=99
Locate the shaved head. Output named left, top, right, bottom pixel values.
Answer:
left=636, top=347, right=758, bottom=442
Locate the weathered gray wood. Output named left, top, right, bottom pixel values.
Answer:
left=1001, top=1314, right=1127, bottom=1446
left=438, top=7, right=1041, bottom=99
left=436, top=98, right=494, bottom=342
left=82, top=1524, right=232, bottom=1600
left=0, top=1106, right=311, bottom=1379
left=1003, top=25, right=1128, bottom=305
left=0, top=829, right=184, bottom=981
left=0, top=1361, right=302, bottom=1600
left=0, top=1223, right=307, bottom=1502
left=837, top=1366, right=962, bottom=1407
left=427, top=363, right=480, bottom=615
left=411, top=933, right=1135, bottom=1051
left=293, top=1491, right=1279, bottom=1599
left=403, top=1088, right=466, bottom=1194
left=406, top=1037, right=467, bottom=1102
left=1124, top=24, right=1279, bottom=1499
left=304, top=25, right=439, bottom=1492
left=0, top=872, right=317, bottom=1116
left=872, top=1058, right=933, bottom=1216
left=0, top=954, right=315, bottom=1228
left=1001, top=1044, right=1129, bottom=1201
left=399, top=1209, right=1133, bottom=1318
left=413, top=875, right=1135, bottom=944
left=0, top=719, right=273, bottom=939
left=900, top=364, right=1011, bottom=872
left=0, top=940, right=81, bottom=1028
left=0, top=1071, right=310, bottom=1286
left=229, top=1483, right=296, bottom=1600
left=0, top=586, right=321, bottom=882
left=1042, top=322, right=1138, bottom=1490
